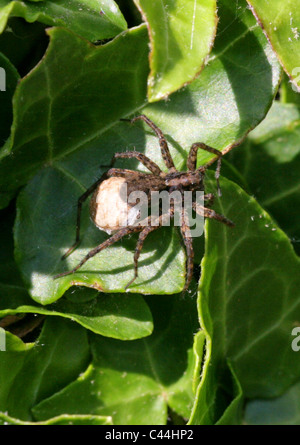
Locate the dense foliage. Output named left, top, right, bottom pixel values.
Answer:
left=0, top=0, right=299, bottom=425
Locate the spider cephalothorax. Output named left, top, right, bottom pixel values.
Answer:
left=54, top=115, right=234, bottom=291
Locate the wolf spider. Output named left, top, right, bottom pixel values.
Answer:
left=54, top=115, right=234, bottom=291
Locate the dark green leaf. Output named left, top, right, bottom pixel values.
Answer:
left=228, top=102, right=300, bottom=255
left=0, top=19, right=48, bottom=77
left=0, top=52, right=19, bottom=147
left=244, top=381, right=300, bottom=425
left=0, top=317, right=90, bottom=421
left=32, top=292, right=199, bottom=425
left=215, top=363, right=243, bottom=425
left=0, top=205, right=23, bottom=285
left=189, top=173, right=300, bottom=424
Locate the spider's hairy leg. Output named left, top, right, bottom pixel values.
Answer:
left=61, top=172, right=109, bottom=260
left=187, top=142, right=222, bottom=170
left=124, top=209, right=174, bottom=290
left=54, top=225, right=143, bottom=279
left=193, top=202, right=235, bottom=227
left=180, top=209, right=194, bottom=292
left=124, top=225, right=159, bottom=290
left=110, top=151, right=162, bottom=175
left=214, top=157, right=222, bottom=197
left=204, top=193, right=215, bottom=206
left=187, top=142, right=223, bottom=196
left=125, top=114, right=176, bottom=172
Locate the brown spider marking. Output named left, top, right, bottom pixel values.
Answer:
left=54, top=115, right=234, bottom=292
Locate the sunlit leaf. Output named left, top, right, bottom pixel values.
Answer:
left=247, top=0, right=300, bottom=91
left=134, top=0, right=218, bottom=101
left=0, top=0, right=127, bottom=40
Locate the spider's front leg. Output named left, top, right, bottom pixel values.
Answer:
left=187, top=142, right=223, bottom=196
left=61, top=171, right=109, bottom=260
left=54, top=225, right=144, bottom=279
left=124, top=209, right=175, bottom=290
left=180, top=208, right=194, bottom=292
left=203, top=193, right=215, bottom=207
left=109, top=151, right=162, bottom=175
left=193, top=201, right=235, bottom=227
left=122, top=114, right=177, bottom=172
left=124, top=224, right=158, bottom=290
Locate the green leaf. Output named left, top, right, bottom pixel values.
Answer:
left=280, top=73, right=300, bottom=107
left=215, top=362, right=244, bottom=425
left=246, top=0, right=300, bottom=91
left=0, top=52, right=19, bottom=146
left=0, top=412, right=113, bottom=425
left=0, top=0, right=127, bottom=40
left=244, top=381, right=300, bottom=425
left=133, top=0, right=218, bottom=102
left=32, top=292, right=199, bottom=425
left=189, top=173, right=300, bottom=424
left=0, top=286, right=154, bottom=339
left=0, top=205, right=23, bottom=285
left=191, top=330, right=206, bottom=395
left=0, top=317, right=90, bottom=421
left=228, top=101, right=300, bottom=255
